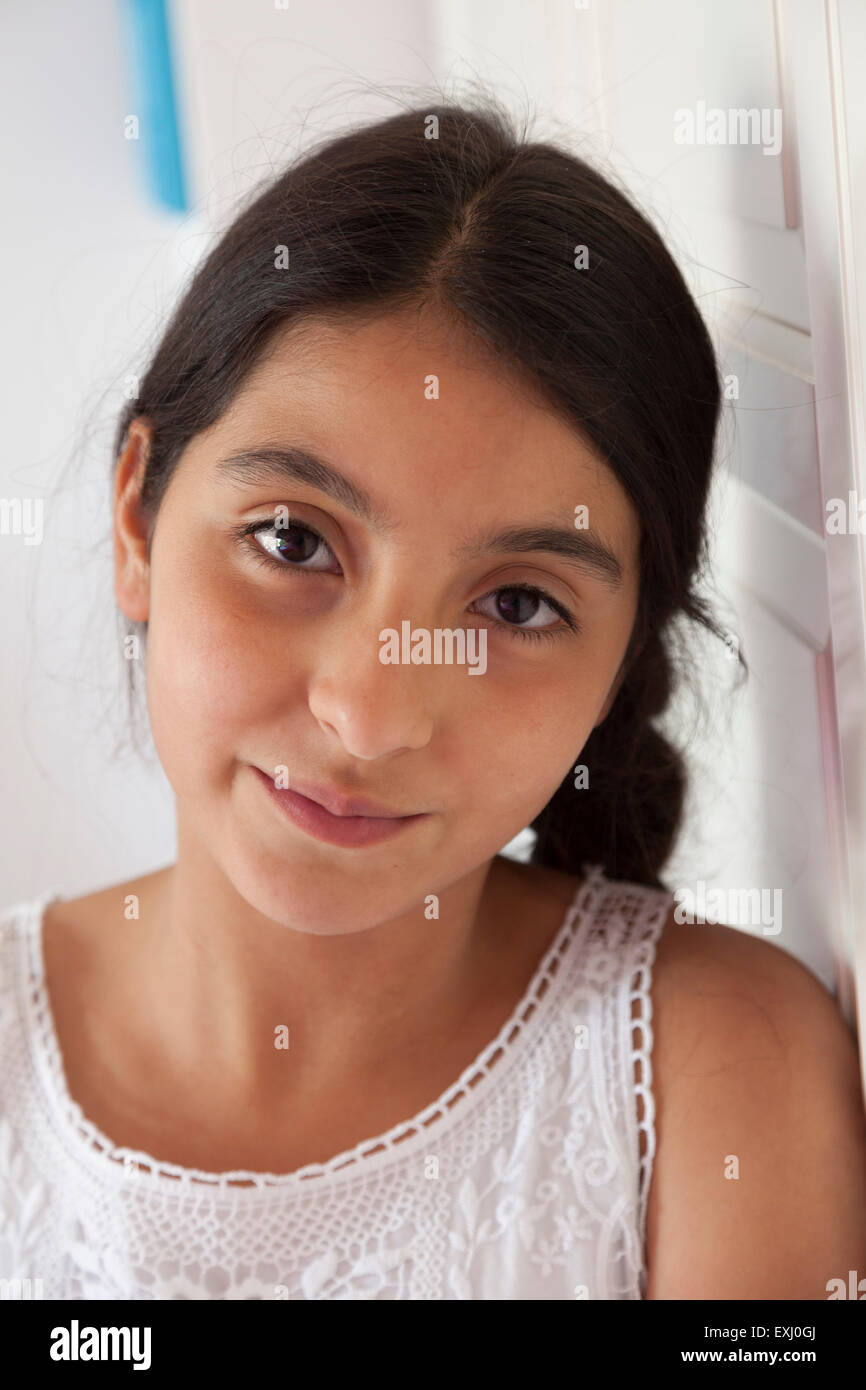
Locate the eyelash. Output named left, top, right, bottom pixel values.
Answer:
left=233, top=518, right=581, bottom=642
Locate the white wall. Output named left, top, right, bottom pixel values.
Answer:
left=1, top=0, right=185, bottom=896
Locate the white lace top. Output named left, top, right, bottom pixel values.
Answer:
left=0, top=862, right=672, bottom=1300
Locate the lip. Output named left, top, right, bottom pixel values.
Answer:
left=276, top=772, right=416, bottom=820
left=252, top=767, right=429, bottom=848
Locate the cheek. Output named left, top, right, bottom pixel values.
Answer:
left=143, top=548, right=289, bottom=784
left=457, top=662, right=600, bottom=824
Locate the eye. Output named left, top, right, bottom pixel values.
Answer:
left=472, top=585, right=580, bottom=642
left=233, top=522, right=579, bottom=641
left=236, top=518, right=341, bottom=574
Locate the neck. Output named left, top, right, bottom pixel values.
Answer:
left=117, top=828, right=521, bottom=1108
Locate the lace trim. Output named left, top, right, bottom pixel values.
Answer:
left=626, top=889, right=671, bottom=1299
left=17, top=863, right=611, bottom=1194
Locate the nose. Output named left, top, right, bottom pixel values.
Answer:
left=308, top=612, right=437, bottom=761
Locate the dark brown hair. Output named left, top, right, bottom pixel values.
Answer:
left=112, top=94, right=746, bottom=890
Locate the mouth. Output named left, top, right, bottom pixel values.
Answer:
left=252, top=767, right=430, bottom=849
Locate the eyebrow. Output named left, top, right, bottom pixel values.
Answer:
left=216, top=445, right=625, bottom=590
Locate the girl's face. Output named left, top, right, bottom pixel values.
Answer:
left=115, top=308, right=641, bottom=933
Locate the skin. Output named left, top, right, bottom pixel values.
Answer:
left=41, top=303, right=866, bottom=1298
left=647, top=919, right=866, bottom=1298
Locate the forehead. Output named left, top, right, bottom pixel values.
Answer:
left=239, top=305, right=580, bottom=441
left=199, top=307, right=642, bottom=573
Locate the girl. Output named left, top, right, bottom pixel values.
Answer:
left=2, top=97, right=865, bottom=1301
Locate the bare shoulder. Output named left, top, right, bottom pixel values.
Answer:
left=645, top=905, right=866, bottom=1298
left=42, top=868, right=171, bottom=984
left=44, top=868, right=169, bottom=933
left=649, top=905, right=856, bottom=1043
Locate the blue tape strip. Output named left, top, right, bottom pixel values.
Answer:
left=120, top=0, right=189, bottom=213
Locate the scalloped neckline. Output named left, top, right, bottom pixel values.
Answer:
left=22, top=864, right=608, bottom=1196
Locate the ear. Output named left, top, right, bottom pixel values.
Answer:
left=113, top=417, right=153, bottom=624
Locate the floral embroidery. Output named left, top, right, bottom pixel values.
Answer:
left=0, top=1117, right=53, bottom=1281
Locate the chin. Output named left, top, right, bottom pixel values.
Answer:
left=222, top=841, right=409, bottom=936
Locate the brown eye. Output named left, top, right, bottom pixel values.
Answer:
left=471, top=585, right=579, bottom=641
left=241, top=519, right=340, bottom=573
